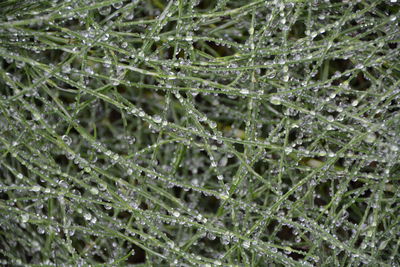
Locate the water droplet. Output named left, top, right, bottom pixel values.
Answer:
left=283, top=75, right=289, bottom=82
left=172, top=211, right=180, bottom=217
left=62, top=135, right=72, bottom=146
left=66, top=152, right=75, bottom=160
left=112, top=2, right=123, bottom=9
left=209, top=121, right=217, bottom=129
left=90, top=187, right=99, bottom=195
left=310, top=31, right=318, bottom=38
left=32, top=185, right=40, bottom=192
left=207, top=232, right=216, bottom=240
left=98, top=183, right=107, bottom=191
left=240, top=89, right=249, bottom=95
left=126, top=136, right=136, bottom=145
left=219, top=157, right=228, bottom=167
left=270, top=96, right=281, bottom=105
left=153, top=115, right=162, bottom=124
left=21, top=214, right=29, bottom=223
left=99, top=6, right=111, bottom=15
left=365, top=133, right=376, bottom=144
left=284, top=147, right=293, bottom=154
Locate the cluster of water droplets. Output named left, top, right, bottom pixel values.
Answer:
left=0, top=0, right=399, bottom=266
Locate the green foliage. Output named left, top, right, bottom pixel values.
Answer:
left=0, top=0, right=399, bottom=266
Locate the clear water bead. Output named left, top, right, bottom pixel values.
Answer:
left=62, top=135, right=72, bottom=146
left=172, top=211, right=180, bottom=217
left=32, top=185, right=41, bottom=192
left=84, top=213, right=92, bottom=221
left=285, top=147, right=293, bottom=154
left=365, top=133, right=376, bottom=144
left=153, top=115, right=162, bottom=124
left=351, top=100, right=359, bottom=107
left=270, top=96, right=281, bottom=105
left=90, top=187, right=99, bottom=195
left=240, top=89, right=250, bottom=95
left=20, top=214, right=29, bottom=223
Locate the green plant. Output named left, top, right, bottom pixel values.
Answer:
left=0, top=0, right=399, bottom=266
